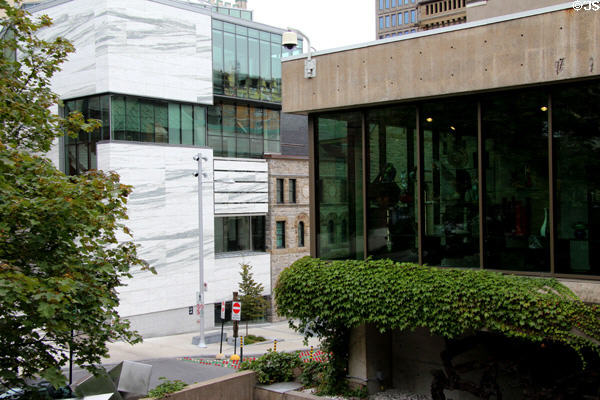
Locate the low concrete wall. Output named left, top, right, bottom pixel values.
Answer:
left=143, top=370, right=256, bottom=400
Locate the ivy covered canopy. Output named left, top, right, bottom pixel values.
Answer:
left=275, top=257, right=600, bottom=357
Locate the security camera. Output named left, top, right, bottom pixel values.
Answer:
left=282, top=31, right=298, bottom=50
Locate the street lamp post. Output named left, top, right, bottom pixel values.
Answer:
left=194, top=154, right=208, bottom=348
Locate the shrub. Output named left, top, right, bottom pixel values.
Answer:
left=239, top=350, right=302, bottom=384
left=148, top=377, right=187, bottom=398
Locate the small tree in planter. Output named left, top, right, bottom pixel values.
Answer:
left=239, top=263, right=268, bottom=336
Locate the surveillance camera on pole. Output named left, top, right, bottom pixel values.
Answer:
left=283, top=28, right=316, bottom=79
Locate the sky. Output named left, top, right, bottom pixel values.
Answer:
left=247, top=0, right=375, bottom=52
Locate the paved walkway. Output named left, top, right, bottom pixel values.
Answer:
left=102, top=320, right=321, bottom=364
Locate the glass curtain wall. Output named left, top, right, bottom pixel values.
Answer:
left=422, top=100, right=479, bottom=268
left=366, top=106, right=418, bottom=262
left=64, top=95, right=110, bottom=175
left=207, top=101, right=279, bottom=158
left=112, top=95, right=206, bottom=146
left=215, top=215, right=265, bottom=254
left=313, top=79, right=600, bottom=277
left=482, top=90, right=550, bottom=272
left=212, top=19, right=302, bottom=102
left=554, top=81, right=600, bottom=275
left=316, top=112, right=364, bottom=260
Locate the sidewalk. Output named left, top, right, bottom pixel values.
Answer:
left=102, top=320, right=321, bottom=364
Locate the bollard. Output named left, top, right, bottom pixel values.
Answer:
left=273, top=339, right=277, bottom=352
left=310, top=345, right=314, bottom=361
left=240, top=336, right=244, bottom=362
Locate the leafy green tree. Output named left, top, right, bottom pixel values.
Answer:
left=0, top=1, right=150, bottom=389
left=238, top=263, right=267, bottom=335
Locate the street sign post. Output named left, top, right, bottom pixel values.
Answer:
left=232, top=301, right=242, bottom=321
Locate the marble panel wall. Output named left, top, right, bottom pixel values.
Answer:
left=213, top=157, right=269, bottom=215
left=31, top=0, right=213, bottom=104
left=97, top=142, right=215, bottom=317
left=96, top=143, right=271, bottom=327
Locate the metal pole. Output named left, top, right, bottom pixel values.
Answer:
left=196, top=154, right=207, bottom=348
left=219, top=320, right=224, bottom=354
left=69, top=329, right=73, bottom=385
left=240, top=336, right=244, bottom=362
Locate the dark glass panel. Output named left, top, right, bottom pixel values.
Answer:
left=251, top=216, right=266, bottom=251
left=140, top=101, right=155, bottom=142
left=223, top=136, right=236, bottom=157
left=249, top=107, right=263, bottom=136
left=316, top=112, right=364, bottom=260
left=250, top=139, right=263, bottom=158
left=222, top=104, right=236, bottom=137
left=237, top=137, right=250, bottom=158
left=168, top=103, right=181, bottom=144
left=111, top=95, right=126, bottom=140
left=259, top=40, right=271, bottom=101
left=100, top=95, right=110, bottom=140
left=236, top=35, right=248, bottom=98
left=212, top=29, right=224, bottom=95
left=88, top=96, right=101, bottom=143
left=193, top=105, right=206, bottom=146
left=155, top=103, right=168, bottom=143
left=208, top=104, right=222, bottom=136
left=289, top=179, right=296, bottom=203
left=276, top=221, right=286, bottom=248
left=366, top=106, right=418, bottom=262
left=208, top=135, right=222, bottom=156
left=482, top=90, right=550, bottom=272
left=277, top=179, right=284, bottom=203
left=264, top=109, right=279, bottom=140
left=125, top=97, right=140, bottom=141
left=298, top=221, right=305, bottom=247
left=554, top=81, right=600, bottom=275
left=248, top=38, right=260, bottom=100
left=77, top=142, right=89, bottom=172
left=264, top=140, right=280, bottom=154
left=223, top=31, right=236, bottom=96
left=215, top=216, right=250, bottom=253
left=181, top=104, right=194, bottom=145
left=270, top=42, right=282, bottom=102
left=422, top=99, right=479, bottom=267
left=236, top=105, right=249, bottom=136
left=68, top=144, right=77, bottom=175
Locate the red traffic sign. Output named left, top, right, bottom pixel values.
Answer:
left=232, top=301, right=242, bottom=321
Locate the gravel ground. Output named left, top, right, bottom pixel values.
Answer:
left=369, top=389, right=432, bottom=400
left=302, top=388, right=432, bottom=400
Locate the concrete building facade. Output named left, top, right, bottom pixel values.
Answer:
left=284, top=2, right=600, bottom=397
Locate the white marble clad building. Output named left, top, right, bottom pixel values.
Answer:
left=97, top=142, right=270, bottom=336
left=28, top=0, right=276, bottom=336
left=30, top=0, right=213, bottom=104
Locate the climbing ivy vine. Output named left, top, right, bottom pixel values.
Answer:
left=275, top=257, right=600, bottom=364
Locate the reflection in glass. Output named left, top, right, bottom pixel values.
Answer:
left=251, top=216, right=266, bottom=252
left=366, top=106, right=418, bottom=262
left=554, top=81, right=600, bottom=275
left=483, top=90, right=550, bottom=272
left=422, top=100, right=479, bottom=267
left=316, top=112, right=364, bottom=259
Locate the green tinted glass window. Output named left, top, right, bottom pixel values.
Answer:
left=193, top=105, right=206, bottom=146
left=181, top=104, right=194, bottom=145
left=168, top=103, right=180, bottom=144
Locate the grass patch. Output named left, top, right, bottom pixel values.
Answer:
left=243, top=334, right=267, bottom=345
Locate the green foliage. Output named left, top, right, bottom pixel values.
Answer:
left=299, top=360, right=326, bottom=388
left=238, top=263, right=267, bottom=322
left=239, top=350, right=302, bottom=384
left=276, top=258, right=600, bottom=354
left=242, top=334, right=266, bottom=345
left=275, top=257, right=600, bottom=392
left=148, top=377, right=187, bottom=399
left=0, top=1, right=151, bottom=389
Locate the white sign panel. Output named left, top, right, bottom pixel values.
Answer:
left=220, top=301, right=226, bottom=320
left=231, top=301, right=242, bottom=321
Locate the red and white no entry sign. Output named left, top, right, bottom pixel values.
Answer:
left=232, top=301, right=242, bottom=321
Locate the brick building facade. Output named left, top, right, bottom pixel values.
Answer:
left=265, top=154, right=310, bottom=320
